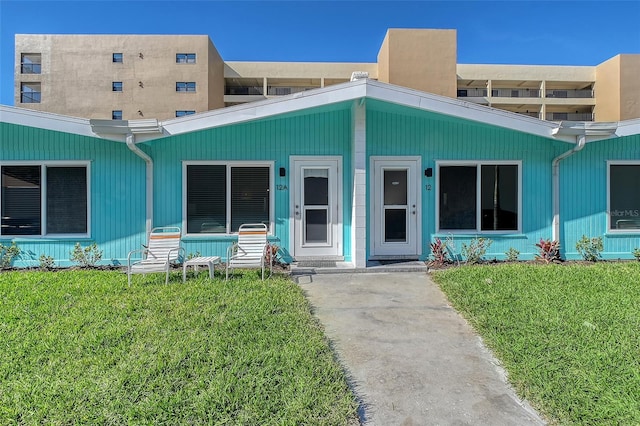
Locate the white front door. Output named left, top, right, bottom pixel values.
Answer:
left=371, top=157, right=421, bottom=257
left=291, top=157, right=342, bottom=258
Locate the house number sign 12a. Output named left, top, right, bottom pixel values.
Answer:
left=276, top=184, right=288, bottom=190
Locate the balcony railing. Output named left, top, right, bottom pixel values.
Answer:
left=545, top=112, right=594, bottom=121
left=224, top=86, right=264, bottom=96
left=515, top=112, right=541, bottom=119
left=457, top=88, right=487, bottom=97
left=545, top=89, right=593, bottom=99
left=491, top=88, right=540, bottom=98
left=267, top=86, right=318, bottom=96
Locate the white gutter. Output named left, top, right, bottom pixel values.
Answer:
left=550, top=120, right=618, bottom=244
left=551, top=133, right=586, bottom=242
left=126, top=133, right=153, bottom=238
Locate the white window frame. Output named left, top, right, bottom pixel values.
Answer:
left=182, top=161, right=274, bottom=236
left=436, top=160, right=522, bottom=234
left=607, top=160, right=640, bottom=233
left=0, top=161, right=91, bottom=238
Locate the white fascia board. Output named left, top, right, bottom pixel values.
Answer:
left=0, top=105, right=96, bottom=138
left=152, top=81, right=368, bottom=141
left=615, top=118, right=640, bottom=138
left=363, top=81, right=574, bottom=143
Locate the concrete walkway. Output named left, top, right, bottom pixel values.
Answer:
left=297, top=272, right=546, bottom=426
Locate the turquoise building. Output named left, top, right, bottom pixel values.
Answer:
left=2, top=80, right=640, bottom=267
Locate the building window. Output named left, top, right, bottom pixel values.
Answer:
left=112, top=82, right=123, bottom=92
left=184, top=162, right=272, bottom=234
left=20, top=82, right=41, bottom=103
left=608, top=162, right=640, bottom=231
left=21, top=53, right=41, bottom=74
left=437, top=162, right=520, bottom=232
left=176, top=82, right=196, bottom=92
left=1, top=163, right=89, bottom=236
left=112, top=110, right=123, bottom=120
left=112, top=53, right=123, bottom=63
left=176, top=110, right=195, bottom=117
left=176, top=53, right=196, bottom=63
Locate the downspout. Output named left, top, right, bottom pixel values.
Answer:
left=126, top=133, right=153, bottom=238
left=551, top=133, right=586, bottom=243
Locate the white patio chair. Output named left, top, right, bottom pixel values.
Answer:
left=127, top=227, right=185, bottom=286
left=226, top=223, right=272, bottom=280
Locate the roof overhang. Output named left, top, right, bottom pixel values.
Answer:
left=155, top=79, right=571, bottom=143
left=89, top=118, right=162, bottom=141
left=0, top=105, right=95, bottom=138
left=3, top=80, right=640, bottom=144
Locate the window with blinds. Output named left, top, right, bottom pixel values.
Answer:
left=1, top=164, right=88, bottom=236
left=185, top=163, right=271, bottom=234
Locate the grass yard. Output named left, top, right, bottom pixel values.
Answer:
left=432, top=262, right=640, bottom=425
left=0, top=270, right=359, bottom=425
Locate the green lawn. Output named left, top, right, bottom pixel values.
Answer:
left=432, top=263, right=640, bottom=425
left=0, top=270, right=358, bottom=425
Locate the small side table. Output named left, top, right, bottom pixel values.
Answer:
left=183, top=256, right=221, bottom=282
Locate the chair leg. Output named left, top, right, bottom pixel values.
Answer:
left=165, top=268, right=170, bottom=285
left=128, top=272, right=131, bottom=287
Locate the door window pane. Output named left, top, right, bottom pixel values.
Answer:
left=305, top=209, right=328, bottom=243
left=480, top=165, right=518, bottom=231
left=46, top=167, right=87, bottom=234
left=439, top=166, right=476, bottom=230
left=610, top=165, right=640, bottom=229
left=1, top=166, right=41, bottom=235
left=186, top=165, right=226, bottom=233
left=384, top=170, right=407, bottom=205
left=231, top=167, right=269, bottom=232
left=385, top=209, right=407, bottom=242
left=304, top=169, right=328, bottom=206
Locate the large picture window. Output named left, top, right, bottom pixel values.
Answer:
left=184, top=162, right=272, bottom=234
left=608, top=162, right=640, bottom=231
left=1, top=163, right=89, bottom=236
left=438, top=162, right=520, bottom=232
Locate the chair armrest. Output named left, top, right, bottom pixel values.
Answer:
left=227, top=242, right=241, bottom=261
left=166, top=247, right=185, bottom=264
left=127, top=248, right=148, bottom=267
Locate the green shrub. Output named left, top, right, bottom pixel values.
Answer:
left=575, top=235, right=603, bottom=262
left=633, top=248, right=640, bottom=261
left=0, top=242, right=21, bottom=269
left=39, top=254, right=55, bottom=270
left=505, top=247, right=520, bottom=262
left=461, top=237, right=492, bottom=264
left=70, top=242, right=103, bottom=267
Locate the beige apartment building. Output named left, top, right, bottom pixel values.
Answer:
left=14, top=29, right=640, bottom=121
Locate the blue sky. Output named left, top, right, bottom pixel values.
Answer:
left=1, top=0, right=639, bottom=105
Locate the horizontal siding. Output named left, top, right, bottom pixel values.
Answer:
left=1, top=122, right=146, bottom=266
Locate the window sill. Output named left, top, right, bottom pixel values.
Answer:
left=434, top=232, right=527, bottom=239
left=604, top=231, right=640, bottom=237
left=3, top=235, right=93, bottom=242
